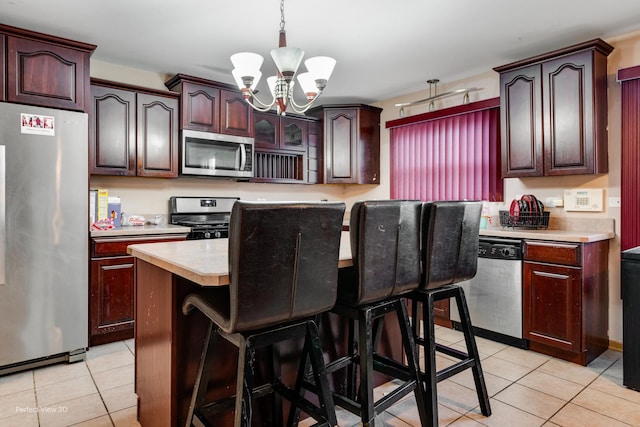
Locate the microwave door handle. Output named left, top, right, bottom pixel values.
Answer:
left=239, top=144, right=247, bottom=171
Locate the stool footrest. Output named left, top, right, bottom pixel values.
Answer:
left=435, top=343, right=469, bottom=361
left=372, top=353, right=412, bottom=382
left=435, top=358, right=477, bottom=382
left=272, top=382, right=334, bottom=426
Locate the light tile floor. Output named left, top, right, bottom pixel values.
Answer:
left=1, top=327, right=639, bottom=426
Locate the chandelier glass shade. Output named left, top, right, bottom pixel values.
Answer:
left=230, top=0, right=336, bottom=115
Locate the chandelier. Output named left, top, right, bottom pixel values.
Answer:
left=230, top=0, right=336, bottom=115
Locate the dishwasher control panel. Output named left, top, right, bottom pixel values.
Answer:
left=478, top=238, right=522, bottom=260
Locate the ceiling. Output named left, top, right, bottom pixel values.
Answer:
left=2, top=0, right=640, bottom=106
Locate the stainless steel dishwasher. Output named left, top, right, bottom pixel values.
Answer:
left=450, top=237, right=527, bottom=348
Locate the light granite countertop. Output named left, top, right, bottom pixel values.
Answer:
left=480, top=216, right=615, bottom=243
left=127, top=231, right=353, bottom=287
left=91, top=224, right=191, bottom=238
left=480, top=227, right=614, bottom=243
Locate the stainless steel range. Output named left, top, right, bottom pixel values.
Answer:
left=169, top=196, right=239, bottom=239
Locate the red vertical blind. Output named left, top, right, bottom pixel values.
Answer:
left=619, top=66, right=640, bottom=251
left=387, top=99, right=502, bottom=202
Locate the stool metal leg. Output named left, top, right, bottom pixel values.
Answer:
left=305, top=321, right=339, bottom=427
left=395, top=299, right=429, bottom=426
left=234, top=339, right=254, bottom=427
left=422, top=293, right=439, bottom=427
left=346, top=317, right=357, bottom=400
left=453, top=288, right=491, bottom=416
left=270, top=344, right=284, bottom=426
left=185, top=322, right=219, bottom=427
left=359, top=307, right=375, bottom=426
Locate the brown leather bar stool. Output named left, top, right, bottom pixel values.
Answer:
left=182, top=201, right=345, bottom=427
left=325, top=200, right=428, bottom=427
left=408, top=201, right=491, bottom=426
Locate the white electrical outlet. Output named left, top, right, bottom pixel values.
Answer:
left=545, top=197, right=564, bottom=208
left=608, top=197, right=621, bottom=207
left=564, top=189, right=604, bottom=212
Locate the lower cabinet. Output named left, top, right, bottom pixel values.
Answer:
left=89, top=234, right=187, bottom=346
left=523, top=239, right=609, bottom=365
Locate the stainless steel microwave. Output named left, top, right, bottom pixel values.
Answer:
left=180, top=129, right=254, bottom=178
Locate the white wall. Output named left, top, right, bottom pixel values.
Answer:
left=91, top=30, right=640, bottom=345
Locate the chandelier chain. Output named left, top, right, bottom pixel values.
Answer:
left=280, top=0, right=286, bottom=32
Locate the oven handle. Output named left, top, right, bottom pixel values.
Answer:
left=239, top=144, right=247, bottom=171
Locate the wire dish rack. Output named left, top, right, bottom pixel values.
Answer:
left=499, top=210, right=550, bottom=229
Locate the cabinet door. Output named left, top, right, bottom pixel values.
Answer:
left=523, top=261, right=582, bottom=353
left=542, top=51, right=594, bottom=175
left=90, top=85, right=136, bottom=176
left=499, top=65, right=543, bottom=177
left=0, top=34, right=5, bottom=102
left=6, top=36, right=88, bottom=111
left=281, top=117, right=307, bottom=152
left=136, top=93, right=179, bottom=178
left=254, top=112, right=279, bottom=149
left=324, top=108, right=358, bottom=183
left=180, top=81, right=220, bottom=133
left=307, top=119, right=321, bottom=184
left=220, top=89, right=254, bottom=137
left=90, top=256, right=135, bottom=346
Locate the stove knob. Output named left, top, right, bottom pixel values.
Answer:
left=204, top=231, right=211, bottom=239
left=214, top=230, right=222, bottom=238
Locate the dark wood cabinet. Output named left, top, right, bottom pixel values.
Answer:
left=90, top=79, right=179, bottom=178
left=220, top=89, right=253, bottom=137
left=495, top=39, right=613, bottom=178
left=89, top=234, right=187, bottom=346
left=307, top=119, right=322, bottom=184
left=254, top=112, right=308, bottom=152
left=253, top=110, right=319, bottom=183
left=165, top=74, right=254, bottom=138
left=1, top=24, right=95, bottom=111
left=136, top=93, right=180, bottom=177
left=523, top=239, right=609, bottom=365
left=0, top=34, right=5, bottom=102
left=309, top=104, right=382, bottom=184
left=174, top=80, right=220, bottom=133
left=254, top=111, right=280, bottom=150
left=90, top=85, right=136, bottom=175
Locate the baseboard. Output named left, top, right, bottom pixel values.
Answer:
left=609, top=340, right=623, bottom=352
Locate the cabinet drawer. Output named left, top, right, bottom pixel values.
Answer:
left=91, top=234, right=187, bottom=257
left=524, top=240, right=581, bottom=266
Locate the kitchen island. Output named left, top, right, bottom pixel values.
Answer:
left=128, top=233, right=401, bottom=426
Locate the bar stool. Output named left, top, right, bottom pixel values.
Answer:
left=182, top=201, right=345, bottom=427
left=325, top=200, right=428, bottom=427
left=408, top=201, right=491, bottom=426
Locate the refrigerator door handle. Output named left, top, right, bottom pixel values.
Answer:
left=0, top=146, right=5, bottom=286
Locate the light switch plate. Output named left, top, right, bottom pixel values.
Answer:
left=564, top=189, right=604, bottom=212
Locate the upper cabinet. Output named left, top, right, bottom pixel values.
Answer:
left=165, top=74, right=253, bottom=138
left=494, top=39, right=613, bottom=178
left=90, top=79, right=179, bottom=178
left=1, top=24, right=96, bottom=111
left=309, top=104, right=382, bottom=184
left=255, top=112, right=308, bottom=152
left=0, top=34, right=5, bottom=102
left=252, top=110, right=319, bottom=184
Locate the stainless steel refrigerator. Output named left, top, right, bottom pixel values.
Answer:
left=0, top=102, right=88, bottom=375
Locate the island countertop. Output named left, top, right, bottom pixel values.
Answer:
left=127, top=231, right=354, bottom=287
